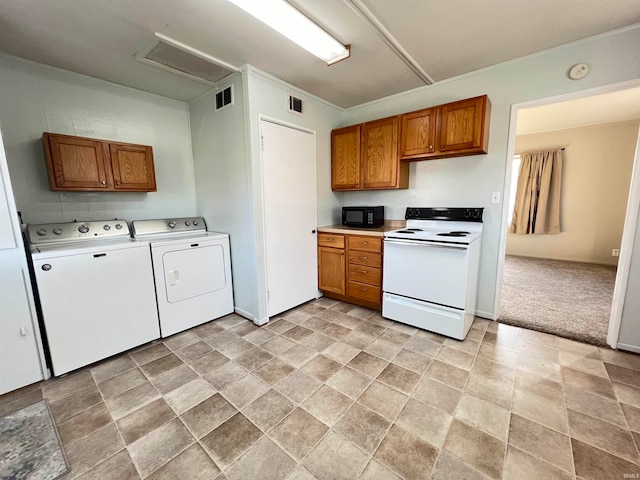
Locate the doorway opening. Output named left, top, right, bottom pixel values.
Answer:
left=497, top=85, right=640, bottom=346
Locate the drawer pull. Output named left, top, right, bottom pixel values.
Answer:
left=360, top=287, right=368, bottom=291
left=361, top=256, right=368, bottom=260
left=360, top=270, right=367, bottom=274
left=361, top=241, right=368, bottom=245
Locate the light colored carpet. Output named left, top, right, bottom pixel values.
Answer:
left=499, top=255, right=617, bottom=346
left=0, top=399, right=69, bottom=480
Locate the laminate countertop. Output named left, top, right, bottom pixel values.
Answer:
left=317, top=221, right=405, bottom=237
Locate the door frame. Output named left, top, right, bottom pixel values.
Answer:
left=258, top=115, right=318, bottom=320
left=493, top=79, right=640, bottom=349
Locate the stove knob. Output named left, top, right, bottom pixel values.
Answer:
left=473, top=209, right=481, bottom=218
left=37, top=228, right=47, bottom=236
left=185, top=221, right=191, bottom=226
left=103, top=224, right=111, bottom=230
left=78, top=225, right=89, bottom=233
left=115, top=223, right=123, bottom=229
left=464, top=209, right=471, bottom=218
left=168, top=221, right=176, bottom=228
left=52, top=228, right=62, bottom=235
left=193, top=220, right=199, bottom=225
left=406, top=208, right=414, bottom=219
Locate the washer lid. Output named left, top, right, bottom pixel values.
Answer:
left=31, top=238, right=149, bottom=259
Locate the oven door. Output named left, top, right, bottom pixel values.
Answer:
left=383, top=238, right=470, bottom=309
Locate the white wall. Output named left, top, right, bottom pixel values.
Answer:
left=0, top=54, right=196, bottom=224
left=508, top=122, right=638, bottom=265
left=245, top=67, right=344, bottom=323
left=189, top=72, right=259, bottom=320
left=190, top=66, right=344, bottom=323
left=340, top=26, right=640, bottom=319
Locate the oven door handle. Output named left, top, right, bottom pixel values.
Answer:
left=384, top=238, right=469, bottom=250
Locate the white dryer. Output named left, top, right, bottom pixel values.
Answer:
left=132, top=217, right=234, bottom=337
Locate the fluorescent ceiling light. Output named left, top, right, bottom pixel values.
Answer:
left=227, top=0, right=350, bottom=65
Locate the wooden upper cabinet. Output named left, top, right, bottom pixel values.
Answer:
left=361, top=116, right=401, bottom=189
left=400, top=107, right=437, bottom=160
left=331, top=125, right=361, bottom=191
left=109, top=143, right=156, bottom=191
left=399, top=95, right=491, bottom=161
left=43, top=134, right=110, bottom=190
left=436, top=95, right=490, bottom=156
left=42, top=133, right=156, bottom=192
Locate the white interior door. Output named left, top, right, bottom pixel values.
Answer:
left=261, top=119, right=317, bottom=317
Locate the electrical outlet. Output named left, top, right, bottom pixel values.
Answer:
left=491, top=192, right=501, bottom=204
left=612, top=249, right=620, bottom=257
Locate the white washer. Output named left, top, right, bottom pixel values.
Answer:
left=132, top=217, right=234, bottom=338
left=28, top=220, right=160, bottom=376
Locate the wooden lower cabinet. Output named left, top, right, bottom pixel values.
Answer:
left=317, top=232, right=383, bottom=310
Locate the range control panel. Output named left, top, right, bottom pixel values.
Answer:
left=405, top=207, right=484, bottom=222
left=28, top=220, right=131, bottom=244
left=131, top=217, right=207, bottom=237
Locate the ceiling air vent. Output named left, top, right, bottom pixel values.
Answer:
left=288, top=94, right=306, bottom=116
left=135, top=33, right=238, bottom=85
left=215, top=85, right=234, bottom=111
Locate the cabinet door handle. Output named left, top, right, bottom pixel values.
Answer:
left=116, top=181, right=121, bottom=186
left=429, top=145, right=433, bottom=150
left=440, top=144, right=445, bottom=148
left=101, top=180, right=106, bottom=185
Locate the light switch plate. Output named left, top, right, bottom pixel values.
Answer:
left=491, top=192, right=501, bottom=204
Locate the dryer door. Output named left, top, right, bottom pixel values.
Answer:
left=161, top=244, right=227, bottom=303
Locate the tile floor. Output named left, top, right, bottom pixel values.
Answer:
left=3, top=298, right=640, bottom=479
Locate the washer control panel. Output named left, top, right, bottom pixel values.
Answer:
left=28, top=220, right=130, bottom=244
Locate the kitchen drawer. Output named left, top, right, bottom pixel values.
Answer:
left=347, top=235, right=382, bottom=253
left=318, top=233, right=345, bottom=249
left=348, top=250, right=382, bottom=268
left=348, top=264, right=381, bottom=286
left=348, top=281, right=381, bottom=304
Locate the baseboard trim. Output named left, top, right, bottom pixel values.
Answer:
left=616, top=342, right=640, bottom=354
left=475, top=310, right=496, bottom=321
left=234, top=307, right=269, bottom=326
left=506, top=253, right=617, bottom=267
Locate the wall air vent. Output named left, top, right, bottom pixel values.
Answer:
left=288, top=94, right=306, bottom=116
left=135, top=33, right=238, bottom=85
left=215, top=85, right=234, bottom=111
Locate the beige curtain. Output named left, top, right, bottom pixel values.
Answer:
left=509, top=149, right=562, bottom=234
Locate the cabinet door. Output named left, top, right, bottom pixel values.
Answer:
left=318, top=246, right=345, bottom=295
left=331, top=125, right=361, bottom=191
left=361, top=116, right=400, bottom=189
left=44, top=133, right=110, bottom=190
left=437, top=96, right=488, bottom=154
left=109, top=143, right=156, bottom=191
left=400, top=107, right=436, bottom=159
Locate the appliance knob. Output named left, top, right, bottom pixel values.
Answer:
left=406, top=208, right=414, bottom=218
left=115, top=223, right=123, bottom=229
left=41, top=264, right=52, bottom=271
left=78, top=225, right=89, bottom=233
left=52, top=228, right=62, bottom=235
left=464, top=209, right=471, bottom=218
left=474, top=209, right=480, bottom=218
left=413, top=209, right=420, bottom=218
left=185, top=221, right=191, bottom=226
left=168, top=221, right=176, bottom=228
left=193, top=220, right=199, bottom=225
left=103, top=224, right=111, bottom=230
left=37, top=228, right=47, bottom=236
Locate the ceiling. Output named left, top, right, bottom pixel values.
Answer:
left=0, top=0, right=639, bottom=108
left=517, top=87, right=640, bottom=135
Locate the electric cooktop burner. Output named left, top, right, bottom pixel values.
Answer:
left=406, top=228, right=423, bottom=231
left=437, top=231, right=470, bottom=237
left=396, top=230, right=416, bottom=234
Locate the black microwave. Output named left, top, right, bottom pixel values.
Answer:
left=342, top=206, right=384, bottom=228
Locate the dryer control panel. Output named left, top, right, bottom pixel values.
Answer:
left=28, top=220, right=130, bottom=244
left=131, top=217, right=208, bottom=237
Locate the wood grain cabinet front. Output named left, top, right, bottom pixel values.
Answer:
left=42, top=132, right=156, bottom=192
left=400, top=95, right=491, bottom=161
left=331, top=125, right=361, bottom=191
left=317, top=232, right=383, bottom=310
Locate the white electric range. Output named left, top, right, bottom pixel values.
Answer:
left=382, top=207, right=483, bottom=340
left=28, top=219, right=160, bottom=376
